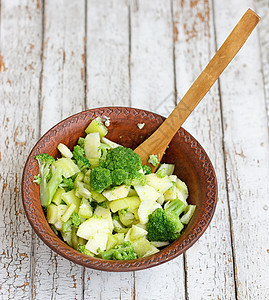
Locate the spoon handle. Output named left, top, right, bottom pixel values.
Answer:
left=135, top=9, right=260, bottom=168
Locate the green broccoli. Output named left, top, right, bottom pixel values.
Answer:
left=62, top=212, right=82, bottom=232
left=156, top=163, right=175, bottom=178
left=78, top=244, right=94, bottom=256
left=77, top=137, right=85, bottom=148
left=100, top=241, right=137, bottom=260
left=70, top=212, right=81, bottom=228
left=147, top=199, right=186, bottom=242
left=124, top=172, right=146, bottom=186
left=148, top=154, right=159, bottom=167
left=72, top=145, right=91, bottom=171
left=111, top=169, right=129, bottom=185
left=142, top=164, right=151, bottom=175
left=33, top=175, right=41, bottom=185
left=99, top=143, right=111, bottom=163
left=90, top=167, right=112, bottom=193
left=59, top=177, right=74, bottom=191
left=35, top=153, right=63, bottom=207
left=101, top=147, right=142, bottom=176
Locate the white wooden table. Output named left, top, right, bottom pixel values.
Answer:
left=1, top=1, right=268, bottom=299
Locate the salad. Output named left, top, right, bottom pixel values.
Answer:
left=33, top=117, right=196, bottom=260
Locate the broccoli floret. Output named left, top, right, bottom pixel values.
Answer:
left=59, top=177, right=74, bottom=192
left=99, top=143, right=111, bottom=163
left=70, top=212, right=81, bottom=228
left=100, top=241, right=137, bottom=260
left=148, top=154, right=159, bottom=167
left=111, top=169, right=129, bottom=185
left=35, top=153, right=63, bottom=207
left=77, top=137, right=85, bottom=148
left=33, top=175, right=41, bottom=185
left=72, top=145, right=91, bottom=171
left=62, top=212, right=82, bottom=232
left=147, top=199, right=186, bottom=242
left=90, top=167, right=112, bottom=193
left=101, top=147, right=142, bottom=175
left=124, top=172, right=146, bottom=186
left=142, top=165, right=151, bottom=175
left=78, top=244, right=94, bottom=256
left=73, top=145, right=85, bottom=157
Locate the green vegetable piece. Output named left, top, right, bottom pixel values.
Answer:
left=77, top=137, right=85, bottom=147
left=125, top=172, right=146, bottom=186
left=57, top=143, right=73, bottom=158
left=181, top=205, right=196, bottom=224
left=78, top=244, right=94, bottom=256
left=85, top=117, right=108, bottom=138
left=78, top=198, right=93, bottom=219
left=101, top=147, right=142, bottom=175
left=90, top=167, right=112, bottom=193
left=33, top=175, right=41, bottom=185
left=70, top=212, right=81, bottom=228
left=61, top=203, right=77, bottom=223
left=34, top=153, right=63, bottom=207
left=61, top=190, right=80, bottom=211
left=147, top=208, right=184, bottom=242
left=59, top=177, right=74, bottom=192
left=111, top=169, right=129, bottom=186
left=112, top=214, right=129, bottom=234
left=52, top=157, right=80, bottom=178
left=61, top=230, right=73, bottom=247
left=52, top=188, right=65, bottom=205
left=90, top=190, right=107, bottom=203
left=62, top=219, right=72, bottom=233
left=165, top=198, right=186, bottom=216
left=148, top=154, right=159, bottom=167
left=72, top=145, right=91, bottom=171
left=46, top=204, right=58, bottom=224
left=156, top=163, right=175, bottom=178
left=50, top=224, right=58, bottom=235
left=142, top=165, right=151, bottom=175
left=100, top=241, right=137, bottom=260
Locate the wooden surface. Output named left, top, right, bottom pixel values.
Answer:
left=0, top=0, right=268, bottom=299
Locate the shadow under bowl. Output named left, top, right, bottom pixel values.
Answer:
left=22, top=107, right=218, bottom=272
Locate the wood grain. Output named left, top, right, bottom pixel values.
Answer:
left=173, top=0, right=236, bottom=298
left=32, top=1, right=85, bottom=299
left=129, top=1, right=186, bottom=299
left=214, top=1, right=269, bottom=299
left=256, top=0, right=269, bottom=124
left=0, top=1, right=42, bottom=298
left=85, top=0, right=130, bottom=108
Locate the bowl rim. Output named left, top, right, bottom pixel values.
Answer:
left=22, top=106, right=218, bottom=272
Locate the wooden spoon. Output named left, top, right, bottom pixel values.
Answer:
left=134, top=9, right=260, bottom=170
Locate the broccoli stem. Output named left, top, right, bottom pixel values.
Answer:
left=165, top=198, right=186, bottom=217
left=41, top=167, right=63, bottom=207
left=181, top=205, right=196, bottom=224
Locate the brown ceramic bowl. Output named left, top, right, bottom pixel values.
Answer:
left=22, top=107, right=217, bottom=272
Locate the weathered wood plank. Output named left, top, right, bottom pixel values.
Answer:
left=130, top=0, right=175, bottom=117
left=0, top=0, right=42, bottom=299
left=255, top=0, right=269, bottom=123
left=129, top=1, right=185, bottom=299
left=214, top=1, right=269, bottom=299
left=32, top=1, right=85, bottom=299
left=173, top=0, right=236, bottom=299
left=86, top=0, right=130, bottom=108
left=84, top=1, right=134, bottom=299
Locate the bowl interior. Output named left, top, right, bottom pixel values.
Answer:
left=22, top=107, right=217, bottom=271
